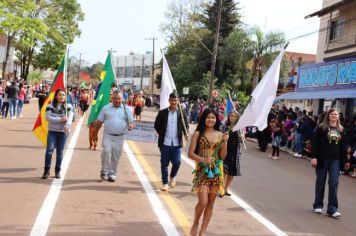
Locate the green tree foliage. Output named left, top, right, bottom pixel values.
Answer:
left=27, top=69, right=44, bottom=84
left=0, top=0, right=84, bottom=80
left=249, top=26, right=286, bottom=89
left=87, top=62, right=104, bottom=80
left=0, top=0, right=43, bottom=79
left=34, top=0, right=84, bottom=70
left=160, top=1, right=287, bottom=100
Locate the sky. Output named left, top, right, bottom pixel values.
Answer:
left=70, top=0, right=323, bottom=65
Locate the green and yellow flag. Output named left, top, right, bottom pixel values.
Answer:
left=87, top=51, right=116, bottom=125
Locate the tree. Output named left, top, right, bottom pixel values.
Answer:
left=0, top=0, right=41, bottom=79
left=249, top=27, right=286, bottom=89
left=87, top=62, right=104, bottom=80
left=220, top=29, right=253, bottom=94
left=196, top=0, right=243, bottom=85
left=27, top=69, right=44, bottom=84
left=22, top=0, right=84, bottom=79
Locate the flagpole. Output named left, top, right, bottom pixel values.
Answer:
left=109, top=48, right=118, bottom=91
left=160, top=49, right=189, bottom=139
left=64, top=45, right=69, bottom=117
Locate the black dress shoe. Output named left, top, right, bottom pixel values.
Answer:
left=108, top=177, right=116, bottom=182
left=55, top=172, right=61, bottom=179
left=224, top=192, right=231, bottom=196
left=42, top=171, right=50, bottom=179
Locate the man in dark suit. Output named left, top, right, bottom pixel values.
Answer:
left=154, top=93, right=189, bottom=191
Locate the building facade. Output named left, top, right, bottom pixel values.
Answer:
left=114, top=52, right=153, bottom=92
left=279, top=0, right=356, bottom=117
left=0, top=34, right=16, bottom=79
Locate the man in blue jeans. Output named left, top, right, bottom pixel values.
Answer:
left=154, top=93, right=189, bottom=191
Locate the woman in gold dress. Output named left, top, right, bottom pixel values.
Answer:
left=188, top=108, right=229, bottom=236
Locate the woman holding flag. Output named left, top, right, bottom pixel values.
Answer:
left=41, top=88, right=74, bottom=179
left=219, top=110, right=242, bottom=197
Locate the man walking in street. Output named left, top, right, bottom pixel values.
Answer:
left=154, top=93, right=189, bottom=191
left=94, top=89, right=133, bottom=182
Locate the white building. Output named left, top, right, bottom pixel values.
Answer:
left=0, top=34, right=16, bottom=79
left=279, top=0, right=356, bottom=117
left=114, top=52, right=153, bottom=92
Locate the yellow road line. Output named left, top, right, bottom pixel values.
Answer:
left=128, top=141, right=191, bottom=236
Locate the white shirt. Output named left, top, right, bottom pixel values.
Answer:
left=163, top=109, right=179, bottom=146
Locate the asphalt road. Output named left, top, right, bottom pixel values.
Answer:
left=0, top=100, right=355, bottom=236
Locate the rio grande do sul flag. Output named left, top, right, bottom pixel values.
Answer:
left=32, top=57, right=66, bottom=146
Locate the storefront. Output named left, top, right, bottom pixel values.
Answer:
left=278, top=56, right=356, bottom=117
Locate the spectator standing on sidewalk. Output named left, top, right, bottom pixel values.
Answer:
left=311, top=108, right=344, bottom=218
left=188, top=108, right=229, bottom=236
left=269, top=118, right=282, bottom=160
left=219, top=110, right=241, bottom=197
left=6, top=81, right=19, bottom=119
left=0, top=81, right=3, bottom=114
left=94, top=89, right=133, bottom=182
left=17, top=83, right=26, bottom=118
left=42, top=89, right=74, bottom=179
left=154, top=92, right=189, bottom=191
left=1, top=82, right=10, bottom=119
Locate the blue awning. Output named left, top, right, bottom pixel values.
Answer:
left=277, top=88, right=356, bottom=100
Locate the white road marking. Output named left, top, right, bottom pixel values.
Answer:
left=181, top=153, right=288, bottom=236
left=30, top=116, right=84, bottom=236
left=124, top=143, right=180, bottom=236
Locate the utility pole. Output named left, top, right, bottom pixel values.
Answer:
left=140, top=55, right=145, bottom=90
left=207, top=0, right=223, bottom=104
left=77, top=53, right=82, bottom=87
left=145, top=37, right=157, bottom=96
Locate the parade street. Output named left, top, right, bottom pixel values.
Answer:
left=0, top=101, right=355, bottom=236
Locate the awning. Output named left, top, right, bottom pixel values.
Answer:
left=277, top=88, right=356, bottom=100
left=305, top=0, right=355, bottom=18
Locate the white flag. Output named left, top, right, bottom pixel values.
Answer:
left=160, top=53, right=176, bottom=110
left=233, top=48, right=285, bottom=131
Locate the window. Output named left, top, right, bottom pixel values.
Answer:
left=329, top=18, right=344, bottom=41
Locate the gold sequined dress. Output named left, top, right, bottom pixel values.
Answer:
left=192, top=135, right=224, bottom=193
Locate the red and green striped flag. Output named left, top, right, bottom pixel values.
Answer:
left=32, top=57, right=66, bottom=146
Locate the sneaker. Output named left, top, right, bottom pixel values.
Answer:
left=108, top=176, right=116, bottom=182
left=169, top=177, right=176, bottom=188
left=272, top=156, right=279, bottom=160
left=161, top=184, right=169, bottom=191
left=328, top=212, right=341, bottom=218
left=100, top=174, right=108, bottom=180
left=314, top=208, right=322, bottom=214
left=268, top=154, right=272, bottom=158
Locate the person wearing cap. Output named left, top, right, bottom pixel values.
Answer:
left=154, top=93, right=189, bottom=191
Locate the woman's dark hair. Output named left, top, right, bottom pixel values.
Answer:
left=194, top=108, right=220, bottom=153
left=52, top=88, right=66, bottom=108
